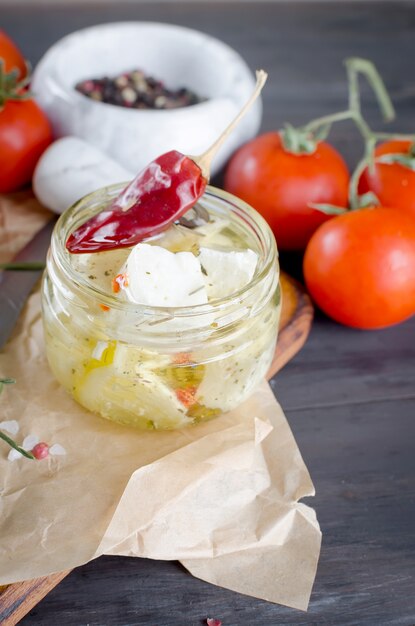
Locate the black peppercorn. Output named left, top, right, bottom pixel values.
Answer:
left=75, top=69, right=205, bottom=109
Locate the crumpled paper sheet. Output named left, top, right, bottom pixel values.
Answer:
left=0, top=191, right=51, bottom=263
left=0, top=192, right=321, bottom=611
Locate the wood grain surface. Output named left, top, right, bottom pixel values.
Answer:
left=269, top=273, right=314, bottom=377
left=1, top=2, right=415, bottom=625
left=0, top=573, right=71, bottom=626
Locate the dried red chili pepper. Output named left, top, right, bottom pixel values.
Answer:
left=66, top=71, right=267, bottom=254
left=206, top=619, right=222, bottom=626
left=66, top=151, right=206, bottom=253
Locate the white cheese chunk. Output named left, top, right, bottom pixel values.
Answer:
left=124, top=243, right=208, bottom=308
left=198, top=247, right=258, bottom=299
left=76, top=366, right=192, bottom=429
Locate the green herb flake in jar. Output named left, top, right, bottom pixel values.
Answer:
left=42, top=185, right=281, bottom=430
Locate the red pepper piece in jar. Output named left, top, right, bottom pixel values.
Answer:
left=66, top=71, right=267, bottom=254
left=175, top=386, right=198, bottom=408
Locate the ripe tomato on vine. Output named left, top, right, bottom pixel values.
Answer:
left=0, top=30, right=27, bottom=78
left=358, top=140, right=415, bottom=218
left=303, top=206, right=415, bottom=329
left=0, top=31, right=52, bottom=192
left=224, top=130, right=349, bottom=250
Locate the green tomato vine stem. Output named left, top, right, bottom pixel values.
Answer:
left=302, top=57, right=396, bottom=140
left=303, top=110, right=354, bottom=133
left=349, top=156, right=371, bottom=210
left=290, top=57, right=415, bottom=210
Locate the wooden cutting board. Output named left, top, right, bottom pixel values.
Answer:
left=0, top=192, right=313, bottom=625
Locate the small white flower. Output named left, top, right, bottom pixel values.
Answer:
left=49, top=444, right=66, bottom=456
left=8, top=448, right=24, bottom=462
left=0, top=420, right=19, bottom=436
left=23, top=434, right=39, bottom=450
left=7, top=434, right=67, bottom=462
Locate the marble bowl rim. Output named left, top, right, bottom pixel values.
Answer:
left=34, top=20, right=257, bottom=117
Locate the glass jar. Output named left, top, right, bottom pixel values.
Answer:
left=42, top=184, right=281, bottom=430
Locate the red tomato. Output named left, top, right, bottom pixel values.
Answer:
left=0, top=99, right=52, bottom=193
left=224, top=131, right=350, bottom=250
left=0, top=30, right=27, bottom=78
left=303, top=206, right=415, bottom=329
left=358, top=140, right=415, bottom=218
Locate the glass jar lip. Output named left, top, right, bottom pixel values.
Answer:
left=51, top=183, right=278, bottom=317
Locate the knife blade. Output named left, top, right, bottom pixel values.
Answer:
left=0, top=219, right=56, bottom=350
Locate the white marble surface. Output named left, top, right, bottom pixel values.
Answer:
left=32, top=22, right=262, bottom=177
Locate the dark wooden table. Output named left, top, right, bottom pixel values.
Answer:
left=3, top=2, right=415, bottom=625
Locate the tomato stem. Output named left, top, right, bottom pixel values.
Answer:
left=372, top=131, right=415, bottom=142
left=306, top=57, right=415, bottom=207
left=297, top=59, right=394, bottom=147
left=344, top=58, right=415, bottom=207
left=288, top=57, right=414, bottom=167
left=304, top=110, right=353, bottom=133
left=345, top=57, right=395, bottom=123
left=349, top=156, right=370, bottom=210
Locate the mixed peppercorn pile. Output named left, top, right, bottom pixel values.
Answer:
left=75, top=69, right=205, bottom=109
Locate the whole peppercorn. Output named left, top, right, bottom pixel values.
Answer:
left=32, top=442, right=50, bottom=460
left=75, top=69, right=205, bottom=110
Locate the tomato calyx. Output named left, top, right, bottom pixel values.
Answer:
left=375, top=150, right=415, bottom=171
left=280, top=123, right=331, bottom=155
left=355, top=191, right=380, bottom=209
left=309, top=190, right=379, bottom=216
left=0, top=60, right=31, bottom=110
left=308, top=202, right=348, bottom=216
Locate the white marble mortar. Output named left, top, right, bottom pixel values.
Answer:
left=32, top=22, right=262, bottom=176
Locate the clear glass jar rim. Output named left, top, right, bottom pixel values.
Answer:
left=50, top=184, right=278, bottom=318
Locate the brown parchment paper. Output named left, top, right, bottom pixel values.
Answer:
left=0, top=190, right=51, bottom=262
left=0, top=193, right=321, bottom=611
